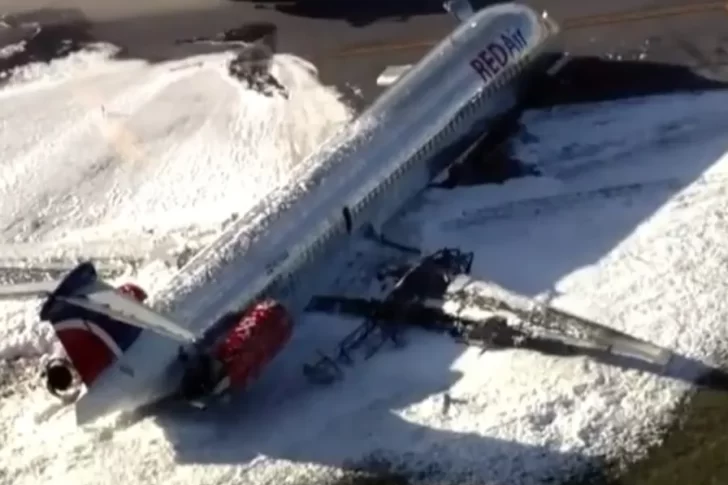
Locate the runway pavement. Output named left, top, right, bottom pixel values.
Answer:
left=3, top=0, right=728, bottom=104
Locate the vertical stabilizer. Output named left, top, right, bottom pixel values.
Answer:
left=39, top=263, right=143, bottom=387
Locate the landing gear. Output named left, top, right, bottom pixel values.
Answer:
left=178, top=351, right=218, bottom=406
left=302, top=248, right=475, bottom=384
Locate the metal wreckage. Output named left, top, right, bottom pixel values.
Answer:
left=300, top=248, right=671, bottom=386
left=11, top=247, right=675, bottom=415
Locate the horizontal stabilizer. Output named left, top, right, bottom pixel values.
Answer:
left=0, top=280, right=59, bottom=300
left=376, top=64, right=413, bottom=87
left=63, top=289, right=196, bottom=344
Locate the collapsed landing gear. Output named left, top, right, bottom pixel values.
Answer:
left=302, top=248, right=474, bottom=384
left=178, top=351, right=219, bottom=408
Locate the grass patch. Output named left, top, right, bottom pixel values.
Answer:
left=610, top=386, right=728, bottom=485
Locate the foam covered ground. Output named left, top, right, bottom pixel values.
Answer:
left=3, top=44, right=728, bottom=485
left=0, top=45, right=352, bottom=361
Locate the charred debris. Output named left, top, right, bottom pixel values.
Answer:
left=302, top=248, right=728, bottom=389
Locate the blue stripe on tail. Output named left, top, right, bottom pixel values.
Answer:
left=39, top=262, right=143, bottom=385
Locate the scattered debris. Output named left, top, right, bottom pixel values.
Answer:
left=175, top=22, right=288, bottom=98
left=302, top=247, right=685, bottom=386
left=228, top=45, right=288, bottom=98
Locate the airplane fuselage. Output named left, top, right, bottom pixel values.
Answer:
left=164, top=2, right=558, bottom=323
left=73, top=2, right=560, bottom=424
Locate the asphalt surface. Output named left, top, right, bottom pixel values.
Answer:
left=3, top=0, right=728, bottom=104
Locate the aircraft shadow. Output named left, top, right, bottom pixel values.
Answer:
left=239, top=1, right=514, bottom=28
left=458, top=317, right=728, bottom=392
left=425, top=55, right=728, bottom=295
left=441, top=55, right=728, bottom=187
left=151, top=309, right=728, bottom=478
left=236, top=0, right=450, bottom=28
left=525, top=55, right=728, bottom=108
left=154, top=328, right=609, bottom=483
left=438, top=96, right=728, bottom=295
left=4, top=8, right=728, bottom=105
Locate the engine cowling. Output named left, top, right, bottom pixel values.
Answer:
left=42, top=356, right=81, bottom=403
left=213, top=299, right=293, bottom=390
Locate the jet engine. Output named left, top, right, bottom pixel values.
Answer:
left=42, top=281, right=148, bottom=403
left=179, top=299, right=293, bottom=406
left=42, top=354, right=79, bottom=403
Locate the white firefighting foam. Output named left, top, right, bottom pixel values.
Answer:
left=4, top=42, right=728, bottom=485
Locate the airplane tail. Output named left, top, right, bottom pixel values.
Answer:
left=39, top=263, right=146, bottom=387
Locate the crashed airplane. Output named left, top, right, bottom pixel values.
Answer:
left=0, top=1, right=666, bottom=426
